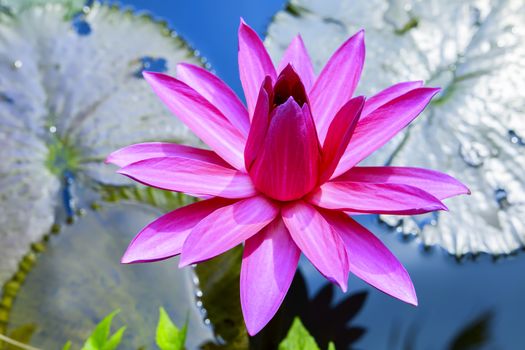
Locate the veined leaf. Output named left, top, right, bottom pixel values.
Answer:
left=266, top=0, right=525, bottom=256
left=0, top=1, right=201, bottom=285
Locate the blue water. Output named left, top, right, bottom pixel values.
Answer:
left=114, top=1, right=525, bottom=349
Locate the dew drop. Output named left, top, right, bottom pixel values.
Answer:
left=494, top=188, right=510, bottom=209
left=12, top=60, right=23, bottom=69
left=133, top=56, right=168, bottom=78
left=508, top=130, right=525, bottom=146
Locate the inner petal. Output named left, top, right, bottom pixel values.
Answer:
left=272, top=64, right=308, bottom=107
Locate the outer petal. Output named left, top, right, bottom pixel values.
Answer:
left=143, top=71, right=246, bottom=170
left=362, top=81, right=423, bottom=117
left=179, top=196, right=279, bottom=266
left=121, top=198, right=232, bottom=264
left=307, top=181, right=447, bottom=215
left=309, top=30, right=365, bottom=142
left=244, top=76, right=272, bottom=170
left=177, top=63, right=250, bottom=136
left=322, top=210, right=417, bottom=305
left=277, top=35, right=315, bottom=91
left=282, top=201, right=349, bottom=291
left=332, top=87, right=440, bottom=178
left=320, top=96, right=365, bottom=182
left=238, top=19, right=277, bottom=116
left=118, top=157, right=256, bottom=199
left=337, top=166, right=470, bottom=200
left=249, top=98, right=320, bottom=201
left=106, top=142, right=229, bottom=168
left=241, top=218, right=300, bottom=335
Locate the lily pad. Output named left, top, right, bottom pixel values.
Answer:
left=0, top=1, right=201, bottom=285
left=266, top=0, right=525, bottom=256
left=6, top=203, right=214, bottom=349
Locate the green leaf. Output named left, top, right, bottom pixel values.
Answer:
left=327, top=342, right=336, bottom=350
left=156, top=307, right=188, bottom=350
left=62, top=341, right=72, bottom=350
left=278, top=318, right=320, bottom=350
left=102, top=326, right=126, bottom=350
left=81, top=310, right=125, bottom=350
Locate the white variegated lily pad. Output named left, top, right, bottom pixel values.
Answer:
left=266, top=0, right=525, bottom=256
left=0, top=2, right=200, bottom=284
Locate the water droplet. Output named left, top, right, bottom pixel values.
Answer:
left=196, top=300, right=203, bottom=308
left=459, top=141, right=491, bottom=167
left=49, top=126, right=57, bottom=133
left=508, top=130, right=525, bottom=146
left=404, top=3, right=412, bottom=11
left=0, top=92, right=14, bottom=104
left=12, top=60, right=22, bottom=69
left=494, top=188, right=510, bottom=209
left=470, top=6, right=482, bottom=26
left=133, top=56, right=168, bottom=78
left=71, top=13, right=92, bottom=36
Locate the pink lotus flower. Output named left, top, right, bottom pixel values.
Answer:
left=107, top=20, right=469, bottom=335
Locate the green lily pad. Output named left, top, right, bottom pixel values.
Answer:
left=0, top=1, right=201, bottom=286
left=6, top=203, right=213, bottom=349
left=266, top=0, right=525, bottom=256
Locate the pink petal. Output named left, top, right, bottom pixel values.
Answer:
left=277, top=35, right=315, bottom=91
left=249, top=98, right=320, bottom=201
left=332, top=87, right=440, bottom=178
left=307, top=181, right=447, bottom=215
left=121, top=198, right=232, bottom=264
left=238, top=19, right=277, bottom=116
left=118, top=157, right=256, bottom=199
left=179, top=196, right=279, bottom=266
left=309, top=30, right=365, bottom=142
left=241, top=218, right=300, bottom=335
left=281, top=201, right=349, bottom=291
left=362, top=81, right=423, bottom=117
left=143, top=71, right=246, bottom=170
left=177, top=63, right=250, bottom=136
left=337, top=166, right=470, bottom=200
left=106, top=142, right=229, bottom=168
left=320, top=96, right=365, bottom=183
left=322, top=210, right=417, bottom=305
left=244, top=76, right=273, bottom=170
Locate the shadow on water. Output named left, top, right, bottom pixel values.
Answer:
left=251, top=272, right=368, bottom=350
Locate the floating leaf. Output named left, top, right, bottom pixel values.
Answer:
left=266, top=0, right=525, bottom=256
left=156, top=307, right=187, bottom=350
left=278, top=317, right=320, bottom=350
left=6, top=204, right=213, bottom=349
left=5, top=323, right=36, bottom=350
left=0, top=1, right=201, bottom=285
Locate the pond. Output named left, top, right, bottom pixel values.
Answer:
left=2, top=0, right=525, bottom=349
